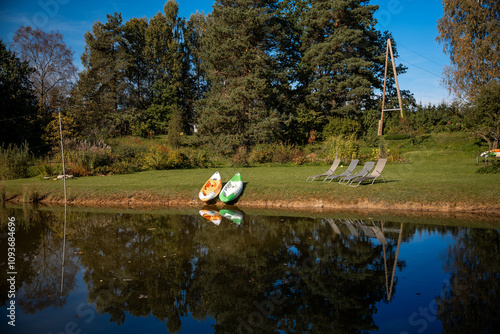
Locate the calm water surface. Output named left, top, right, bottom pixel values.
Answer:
left=0, top=206, right=499, bottom=334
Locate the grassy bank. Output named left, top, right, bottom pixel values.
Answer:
left=2, top=146, right=499, bottom=214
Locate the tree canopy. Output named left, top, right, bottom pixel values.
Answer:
left=0, top=40, right=39, bottom=146
left=437, top=0, right=500, bottom=100
left=2, top=0, right=420, bottom=153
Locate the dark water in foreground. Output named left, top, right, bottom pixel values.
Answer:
left=0, top=206, right=499, bottom=334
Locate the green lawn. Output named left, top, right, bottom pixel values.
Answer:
left=2, top=148, right=499, bottom=213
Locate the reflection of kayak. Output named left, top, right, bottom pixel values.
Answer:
left=199, top=209, right=222, bottom=226
left=480, top=149, right=500, bottom=157
left=220, top=209, right=243, bottom=225
left=199, top=172, right=222, bottom=201
left=219, top=172, right=243, bottom=203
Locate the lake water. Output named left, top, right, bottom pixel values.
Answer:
left=1, top=206, right=498, bottom=334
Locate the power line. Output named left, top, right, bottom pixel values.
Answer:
left=399, top=58, right=443, bottom=79
left=398, top=43, right=446, bottom=68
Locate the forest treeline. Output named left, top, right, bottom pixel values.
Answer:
left=1, top=0, right=499, bottom=179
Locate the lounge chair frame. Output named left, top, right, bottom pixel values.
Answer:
left=306, top=158, right=341, bottom=181
left=324, top=159, right=359, bottom=183
left=349, top=158, right=387, bottom=187
left=339, top=161, right=375, bottom=184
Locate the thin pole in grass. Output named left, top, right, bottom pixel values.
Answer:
left=58, top=110, right=67, bottom=296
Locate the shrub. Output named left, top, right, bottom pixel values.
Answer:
left=270, top=142, right=302, bottom=163
left=477, top=159, right=500, bottom=174
left=27, top=161, right=59, bottom=178
left=322, top=118, right=362, bottom=139
left=249, top=144, right=273, bottom=163
left=140, top=145, right=170, bottom=170
left=232, top=147, right=250, bottom=167
left=108, top=160, right=140, bottom=175
left=293, top=156, right=306, bottom=165
left=387, top=145, right=412, bottom=164
left=22, top=184, right=42, bottom=203
left=324, top=135, right=359, bottom=162
left=111, top=136, right=149, bottom=161
left=61, top=140, right=114, bottom=176
left=248, top=142, right=303, bottom=164
left=139, top=145, right=186, bottom=170
left=385, top=134, right=411, bottom=140
left=0, top=142, right=33, bottom=179
left=0, top=181, right=5, bottom=203
left=180, top=147, right=215, bottom=168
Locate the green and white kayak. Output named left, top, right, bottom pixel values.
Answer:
left=219, top=172, right=243, bottom=203
left=220, top=208, right=243, bottom=225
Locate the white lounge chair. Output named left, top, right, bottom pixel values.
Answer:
left=349, top=158, right=387, bottom=187
left=306, top=158, right=341, bottom=181
left=324, top=159, right=359, bottom=183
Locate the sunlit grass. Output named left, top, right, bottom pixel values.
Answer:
left=2, top=147, right=499, bottom=211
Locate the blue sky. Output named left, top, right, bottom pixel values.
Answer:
left=0, top=0, right=451, bottom=104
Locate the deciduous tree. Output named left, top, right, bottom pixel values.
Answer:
left=11, top=27, right=77, bottom=113
left=437, top=0, right=500, bottom=100
left=468, top=80, right=500, bottom=150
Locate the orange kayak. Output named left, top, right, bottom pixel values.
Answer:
left=199, top=171, right=222, bottom=201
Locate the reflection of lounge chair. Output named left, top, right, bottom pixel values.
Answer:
left=349, top=158, right=387, bottom=187
left=306, top=158, right=341, bottom=181
left=339, top=161, right=375, bottom=184
left=324, top=159, right=359, bottom=183
left=326, top=218, right=341, bottom=235
left=370, top=224, right=387, bottom=245
left=344, top=219, right=359, bottom=237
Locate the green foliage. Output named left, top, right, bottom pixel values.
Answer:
left=322, top=118, right=362, bottom=139
left=385, top=134, right=411, bottom=140
left=386, top=144, right=411, bottom=164
left=477, top=159, right=500, bottom=174
left=324, top=135, right=359, bottom=162
left=300, top=0, right=384, bottom=125
left=0, top=41, right=39, bottom=147
left=179, top=147, right=214, bottom=168
left=0, top=142, right=34, bottom=180
left=27, top=160, right=59, bottom=178
left=167, top=110, right=183, bottom=149
left=249, top=144, right=274, bottom=164
left=197, top=0, right=284, bottom=152
left=109, top=136, right=151, bottom=161
left=437, top=0, right=500, bottom=100
left=408, top=102, right=464, bottom=133
left=60, top=140, right=115, bottom=176
left=231, top=147, right=250, bottom=167
left=248, top=142, right=303, bottom=164
left=0, top=181, right=5, bottom=203
left=139, top=144, right=186, bottom=170
left=22, top=184, right=41, bottom=203
left=468, top=80, right=500, bottom=150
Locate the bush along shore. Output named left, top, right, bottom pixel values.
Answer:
left=1, top=133, right=499, bottom=215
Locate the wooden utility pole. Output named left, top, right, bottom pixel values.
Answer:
left=378, top=39, right=404, bottom=136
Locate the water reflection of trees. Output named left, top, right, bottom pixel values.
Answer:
left=437, top=228, right=500, bottom=333
left=0, top=207, right=79, bottom=312
left=69, top=213, right=407, bottom=333
left=4, top=207, right=498, bottom=333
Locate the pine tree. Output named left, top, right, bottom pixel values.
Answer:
left=77, top=12, right=130, bottom=139
left=144, top=0, right=188, bottom=136
left=198, top=0, right=283, bottom=153
left=300, top=0, right=381, bottom=133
